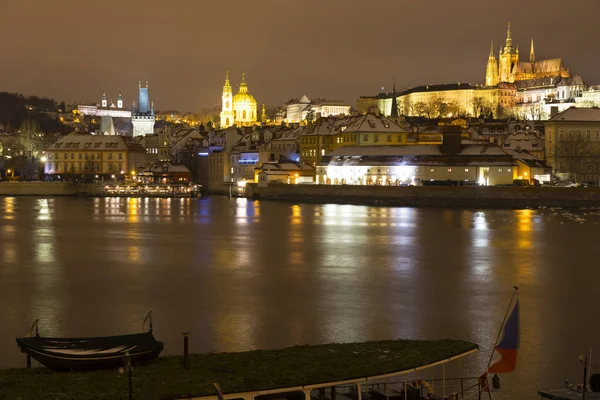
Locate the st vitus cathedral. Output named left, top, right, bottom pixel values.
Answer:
left=485, top=22, right=571, bottom=86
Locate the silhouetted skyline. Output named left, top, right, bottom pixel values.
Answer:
left=0, top=0, right=598, bottom=111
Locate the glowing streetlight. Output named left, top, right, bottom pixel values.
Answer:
left=40, top=156, right=47, bottom=163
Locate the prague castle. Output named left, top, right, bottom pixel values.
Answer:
left=358, top=23, right=589, bottom=120
left=220, top=71, right=258, bottom=128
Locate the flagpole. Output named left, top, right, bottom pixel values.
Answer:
left=487, top=286, right=519, bottom=370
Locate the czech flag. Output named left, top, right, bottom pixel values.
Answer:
left=488, top=299, right=519, bottom=373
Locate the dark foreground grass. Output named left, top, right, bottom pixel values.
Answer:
left=0, top=339, right=477, bottom=400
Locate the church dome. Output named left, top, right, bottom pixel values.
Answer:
left=233, top=73, right=257, bottom=105
left=233, top=92, right=257, bottom=105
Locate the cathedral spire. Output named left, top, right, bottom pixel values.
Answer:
left=261, top=104, right=267, bottom=123
left=489, top=40, right=494, bottom=58
left=224, top=71, right=230, bottom=86
left=390, top=78, right=398, bottom=118
left=530, top=38, right=535, bottom=64
left=505, top=22, right=512, bottom=48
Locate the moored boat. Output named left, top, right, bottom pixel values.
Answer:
left=15, top=310, right=163, bottom=371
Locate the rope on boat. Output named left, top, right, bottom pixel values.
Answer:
left=142, top=309, right=153, bottom=331
left=28, top=319, right=40, bottom=337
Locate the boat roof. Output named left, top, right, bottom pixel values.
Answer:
left=1, top=339, right=477, bottom=400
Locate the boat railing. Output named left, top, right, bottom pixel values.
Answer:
left=143, top=309, right=153, bottom=332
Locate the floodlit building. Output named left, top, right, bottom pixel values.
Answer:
left=318, top=145, right=550, bottom=186
left=220, top=72, right=258, bottom=128
left=284, top=95, right=351, bottom=124
left=78, top=90, right=132, bottom=118
left=43, top=131, right=146, bottom=177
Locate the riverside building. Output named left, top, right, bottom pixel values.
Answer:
left=317, top=129, right=551, bottom=186
left=43, top=132, right=147, bottom=178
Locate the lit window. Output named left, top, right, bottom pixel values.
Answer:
left=498, top=168, right=503, bottom=172
left=464, top=168, right=469, bottom=172
left=507, top=168, right=512, bottom=172
left=321, top=149, right=325, bottom=156
left=447, top=168, right=452, bottom=172
left=430, top=168, right=435, bottom=172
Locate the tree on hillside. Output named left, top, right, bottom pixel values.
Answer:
left=19, top=119, right=41, bottom=158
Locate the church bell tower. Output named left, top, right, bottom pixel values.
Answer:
left=220, top=71, right=234, bottom=128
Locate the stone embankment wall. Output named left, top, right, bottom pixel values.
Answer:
left=0, top=182, right=105, bottom=196
left=246, top=183, right=600, bottom=208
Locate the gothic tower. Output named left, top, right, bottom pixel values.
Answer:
left=219, top=71, right=234, bottom=128
left=261, top=104, right=267, bottom=124
left=529, top=38, right=535, bottom=64
left=131, top=81, right=155, bottom=137
left=498, top=22, right=518, bottom=83
left=101, top=90, right=107, bottom=108
left=485, top=41, right=500, bottom=86
left=117, top=90, right=123, bottom=109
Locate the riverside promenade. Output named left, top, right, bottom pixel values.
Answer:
left=0, top=182, right=198, bottom=197
left=246, top=183, right=600, bottom=208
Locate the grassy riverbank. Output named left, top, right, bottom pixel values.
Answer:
left=0, top=339, right=477, bottom=400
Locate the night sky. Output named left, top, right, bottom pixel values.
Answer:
left=0, top=0, right=598, bottom=112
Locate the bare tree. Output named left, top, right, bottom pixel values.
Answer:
left=551, top=132, right=600, bottom=181
left=471, top=97, right=495, bottom=118
left=414, top=102, right=434, bottom=118
left=524, top=103, right=547, bottom=121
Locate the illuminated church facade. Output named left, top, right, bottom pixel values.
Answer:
left=220, top=72, right=258, bottom=128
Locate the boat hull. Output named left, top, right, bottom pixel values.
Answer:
left=16, top=331, right=164, bottom=371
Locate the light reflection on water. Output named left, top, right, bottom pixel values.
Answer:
left=1, top=197, right=600, bottom=398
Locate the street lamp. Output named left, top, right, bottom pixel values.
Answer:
left=7, top=169, right=13, bottom=178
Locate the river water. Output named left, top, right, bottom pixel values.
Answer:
left=1, top=196, right=599, bottom=398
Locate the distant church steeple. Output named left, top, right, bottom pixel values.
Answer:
left=485, top=40, right=499, bottom=86
left=117, top=89, right=123, bottom=109
left=530, top=38, right=535, bottom=64
left=390, top=78, right=398, bottom=118
left=261, top=104, right=267, bottom=124
left=101, top=90, right=107, bottom=108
